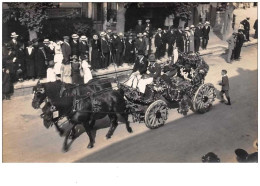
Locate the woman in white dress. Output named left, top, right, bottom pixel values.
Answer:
left=53, top=40, right=64, bottom=76
left=81, top=55, right=93, bottom=84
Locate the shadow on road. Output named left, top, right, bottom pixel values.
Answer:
left=73, top=68, right=257, bottom=163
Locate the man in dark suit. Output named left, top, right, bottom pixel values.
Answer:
left=167, top=28, right=176, bottom=57
left=135, top=20, right=144, bottom=35
left=194, top=25, right=201, bottom=52
left=202, top=21, right=210, bottom=49
left=100, top=32, right=110, bottom=69
left=61, top=36, right=72, bottom=65
left=115, top=33, right=125, bottom=66
left=135, top=33, right=146, bottom=55
left=124, top=35, right=135, bottom=65
left=9, top=32, right=21, bottom=52
left=144, top=19, right=153, bottom=52
left=154, top=28, right=164, bottom=60
left=175, top=26, right=185, bottom=52
left=234, top=29, right=246, bottom=60
left=241, top=17, right=250, bottom=41
left=219, top=69, right=231, bottom=105
left=71, top=34, right=79, bottom=57
left=253, top=19, right=258, bottom=39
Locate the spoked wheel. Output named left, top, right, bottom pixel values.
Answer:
left=145, top=100, right=168, bottom=129
left=192, top=83, right=216, bottom=113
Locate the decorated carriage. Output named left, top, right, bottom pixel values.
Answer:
left=120, top=52, right=217, bottom=129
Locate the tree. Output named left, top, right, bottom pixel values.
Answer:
left=3, top=3, right=58, bottom=40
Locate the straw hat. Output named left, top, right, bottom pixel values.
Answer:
left=205, top=21, right=210, bottom=25
left=185, top=27, right=190, bottom=31
left=137, top=33, right=143, bottom=37
left=146, top=19, right=150, bottom=23
left=80, top=35, right=88, bottom=40
left=190, top=25, right=195, bottom=28
left=43, top=39, right=50, bottom=44
left=158, top=28, right=162, bottom=31
left=72, top=34, right=79, bottom=39
left=10, top=32, right=19, bottom=38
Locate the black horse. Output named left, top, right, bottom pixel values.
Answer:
left=32, top=80, right=132, bottom=151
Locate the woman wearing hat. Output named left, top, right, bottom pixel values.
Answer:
left=124, top=35, right=135, bottom=65
left=90, top=34, right=102, bottom=71
left=71, top=55, right=83, bottom=84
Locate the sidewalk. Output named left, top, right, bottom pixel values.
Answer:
left=13, top=34, right=257, bottom=90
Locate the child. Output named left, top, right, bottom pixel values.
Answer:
left=71, top=55, right=83, bottom=84
left=81, top=55, right=93, bottom=84
left=219, top=69, right=231, bottom=105
left=2, top=67, right=13, bottom=100
left=46, top=60, right=56, bottom=82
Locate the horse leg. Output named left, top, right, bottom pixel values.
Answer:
left=82, top=121, right=95, bottom=149
left=106, top=114, right=118, bottom=139
left=63, top=123, right=76, bottom=152
left=54, top=122, right=64, bottom=136
left=120, top=113, right=133, bottom=133
left=89, top=119, right=96, bottom=130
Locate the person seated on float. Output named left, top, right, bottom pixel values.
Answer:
left=125, top=50, right=148, bottom=90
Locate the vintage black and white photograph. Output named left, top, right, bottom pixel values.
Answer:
left=1, top=1, right=258, bottom=164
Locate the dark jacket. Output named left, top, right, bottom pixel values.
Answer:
left=2, top=70, right=13, bottom=94
left=100, top=38, right=110, bottom=54
left=135, top=25, right=144, bottom=34
left=25, top=47, right=36, bottom=77
left=253, top=19, right=258, bottom=30
left=175, top=30, right=185, bottom=52
left=79, top=41, right=89, bottom=56
left=35, top=45, right=47, bottom=77
left=61, top=42, right=71, bottom=64
left=71, top=41, right=79, bottom=56
left=220, top=75, right=229, bottom=91
left=125, top=39, right=135, bottom=62
left=133, top=56, right=148, bottom=75
left=202, top=26, right=210, bottom=40
left=154, top=33, right=164, bottom=48
left=144, top=23, right=153, bottom=38
left=167, top=31, right=176, bottom=46
left=135, top=38, right=146, bottom=53
left=241, top=19, right=250, bottom=31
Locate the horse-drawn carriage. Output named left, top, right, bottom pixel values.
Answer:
left=32, top=52, right=216, bottom=151
left=120, top=52, right=217, bottom=129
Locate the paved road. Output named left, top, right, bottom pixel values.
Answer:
left=3, top=45, right=257, bottom=162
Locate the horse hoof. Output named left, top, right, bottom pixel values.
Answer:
left=87, top=144, right=94, bottom=149
left=106, top=135, right=111, bottom=139
left=59, top=130, right=64, bottom=137
left=127, top=127, right=133, bottom=133
left=63, top=146, right=69, bottom=152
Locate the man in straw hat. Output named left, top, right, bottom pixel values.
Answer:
left=154, top=28, right=164, bottom=60
left=9, top=32, right=21, bottom=52
left=202, top=21, right=210, bottom=49
left=79, top=35, right=89, bottom=59
left=71, top=34, right=79, bottom=57
left=135, top=33, right=146, bottom=56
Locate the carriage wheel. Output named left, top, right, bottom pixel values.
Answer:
left=192, top=83, right=216, bottom=114
left=145, top=100, right=168, bottom=129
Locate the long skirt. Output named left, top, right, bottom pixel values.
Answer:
left=61, top=64, right=72, bottom=84
left=54, top=53, right=63, bottom=75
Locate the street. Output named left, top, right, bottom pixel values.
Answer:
left=2, top=44, right=257, bottom=163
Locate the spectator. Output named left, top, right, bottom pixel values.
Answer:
left=25, top=41, right=36, bottom=80
left=100, top=32, right=110, bottom=69
left=202, top=21, right=210, bottom=49
left=43, top=39, right=54, bottom=78
left=8, top=32, right=21, bottom=52
left=2, top=67, right=13, bottom=100
left=167, top=28, right=176, bottom=57
left=154, top=28, right=164, bottom=60
left=34, top=39, right=47, bottom=80
left=219, top=69, right=231, bottom=105
left=71, top=34, right=79, bottom=57
left=144, top=19, right=153, bottom=52
left=162, top=27, right=168, bottom=57
left=111, top=33, right=120, bottom=65
left=15, top=44, right=25, bottom=82
left=194, top=24, right=201, bottom=52
left=240, top=17, right=250, bottom=41
left=234, top=29, right=246, bottom=60
left=184, top=27, right=190, bottom=53
left=79, top=35, right=90, bottom=59
left=135, top=20, right=144, bottom=34
left=175, top=26, right=185, bottom=52
left=61, top=36, right=72, bottom=83
left=116, top=32, right=125, bottom=67
left=135, top=33, right=146, bottom=55
left=253, top=19, right=258, bottom=39
left=124, top=35, right=135, bottom=65
left=143, top=32, right=149, bottom=56
left=46, top=60, right=56, bottom=82
left=81, top=55, right=93, bottom=84
left=53, top=40, right=64, bottom=78
left=71, top=55, right=83, bottom=84
left=226, top=33, right=236, bottom=63
left=90, top=34, right=101, bottom=71
left=189, top=25, right=195, bottom=52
